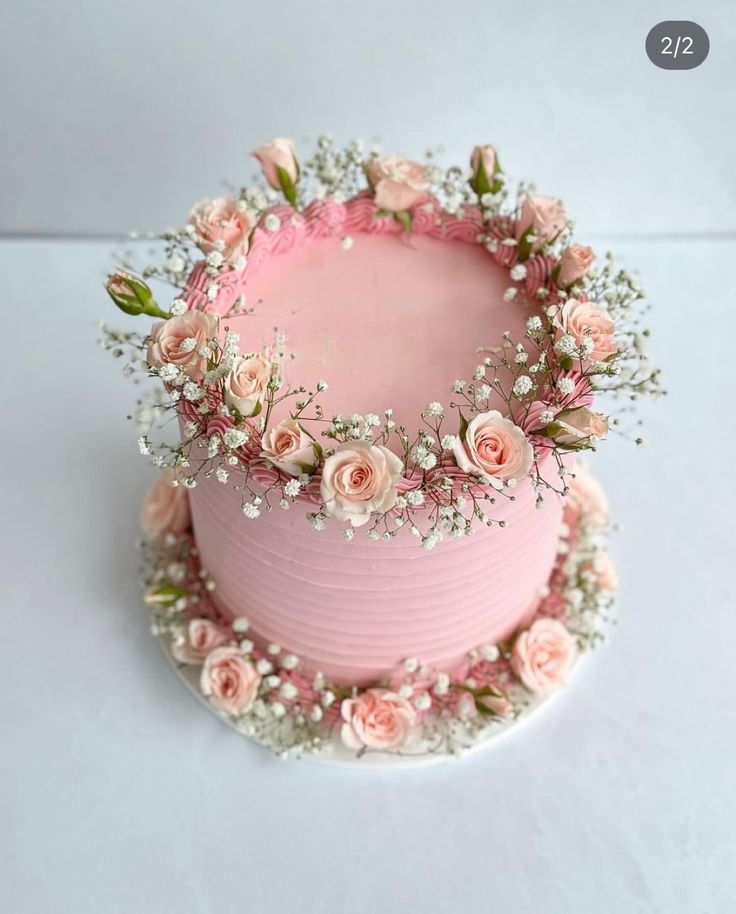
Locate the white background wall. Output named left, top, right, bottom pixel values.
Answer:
left=1, top=0, right=734, bottom=238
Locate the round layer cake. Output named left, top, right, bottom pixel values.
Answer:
left=184, top=197, right=564, bottom=686
left=113, top=137, right=657, bottom=759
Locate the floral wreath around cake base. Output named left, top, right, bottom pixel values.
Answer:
left=102, top=135, right=661, bottom=549
left=142, top=467, right=616, bottom=761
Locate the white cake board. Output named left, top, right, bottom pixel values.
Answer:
left=158, top=636, right=585, bottom=769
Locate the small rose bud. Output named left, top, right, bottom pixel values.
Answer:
left=476, top=690, right=513, bottom=719
left=251, top=137, right=300, bottom=207
left=556, top=245, right=595, bottom=288
left=545, top=406, right=609, bottom=448
left=106, top=270, right=152, bottom=315
left=469, top=144, right=500, bottom=196
left=105, top=270, right=169, bottom=319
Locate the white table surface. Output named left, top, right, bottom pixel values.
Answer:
left=1, top=237, right=734, bottom=913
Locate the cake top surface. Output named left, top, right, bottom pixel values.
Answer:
left=192, top=196, right=526, bottom=440
left=103, top=135, right=661, bottom=546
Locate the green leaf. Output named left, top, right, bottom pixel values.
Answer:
left=250, top=399, right=263, bottom=418
left=470, top=161, right=492, bottom=197
left=276, top=165, right=298, bottom=208
left=393, top=210, right=413, bottom=236
left=458, top=410, right=469, bottom=441
left=517, top=226, right=535, bottom=262
left=490, top=153, right=504, bottom=195
left=144, top=584, right=187, bottom=607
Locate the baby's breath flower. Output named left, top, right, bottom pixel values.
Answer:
left=512, top=375, right=533, bottom=397
left=284, top=478, right=301, bottom=497
left=557, top=377, right=575, bottom=395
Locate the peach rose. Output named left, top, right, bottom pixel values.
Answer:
left=551, top=406, right=609, bottom=447
left=321, top=440, right=403, bottom=527
left=470, top=144, right=497, bottom=191
left=557, top=245, right=595, bottom=287
left=223, top=354, right=271, bottom=417
left=365, top=155, right=431, bottom=212
left=139, top=469, right=191, bottom=540
left=516, top=195, right=567, bottom=249
left=251, top=137, right=299, bottom=190
left=511, top=618, right=577, bottom=696
left=452, top=410, right=533, bottom=488
left=147, top=310, right=219, bottom=381
left=556, top=298, right=618, bottom=362
left=260, top=417, right=318, bottom=477
left=200, top=646, right=261, bottom=715
left=188, top=197, right=256, bottom=261
left=564, top=466, right=609, bottom=531
left=340, top=688, right=416, bottom=751
left=172, top=618, right=231, bottom=664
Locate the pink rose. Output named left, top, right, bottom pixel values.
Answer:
left=470, top=144, right=497, bottom=191
left=516, top=195, right=567, bottom=248
left=556, top=298, right=618, bottom=362
left=365, top=155, right=431, bottom=212
left=511, top=618, right=577, bottom=696
left=550, top=406, right=609, bottom=448
left=223, top=354, right=271, bottom=417
left=251, top=137, right=299, bottom=190
left=321, top=440, right=403, bottom=527
left=188, top=197, right=256, bottom=262
left=340, top=688, right=416, bottom=750
left=147, top=310, right=219, bottom=381
left=172, top=618, right=231, bottom=664
left=260, top=417, right=318, bottom=477
left=564, top=466, right=609, bottom=531
left=557, top=245, right=595, bottom=287
left=139, top=468, right=191, bottom=540
left=200, top=646, right=261, bottom=716
left=452, top=410, right=534, bottom=488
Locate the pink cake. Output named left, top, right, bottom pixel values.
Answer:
left=184, top=199, right=564, bottom=686
left=106, top=136, right=659, bottom=759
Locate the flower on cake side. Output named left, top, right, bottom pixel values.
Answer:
left=340, top=689, right=416, bottom=752
left=102, top=134, right=661, bottom=546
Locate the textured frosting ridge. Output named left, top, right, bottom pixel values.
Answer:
left=190, top=457, right=563, bottom=686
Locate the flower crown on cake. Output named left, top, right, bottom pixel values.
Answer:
left=101, top=136, right=661, bottom=759
left=102, top=136, right=661, bottom=548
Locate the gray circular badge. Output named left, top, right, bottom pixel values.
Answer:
left=646, top=21, right=709, bottom=70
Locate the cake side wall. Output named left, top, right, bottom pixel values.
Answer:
left=188, top=471, right=564, bottom=686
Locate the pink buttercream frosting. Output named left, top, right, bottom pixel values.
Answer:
left=184, top=198, right=567, bottom=685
